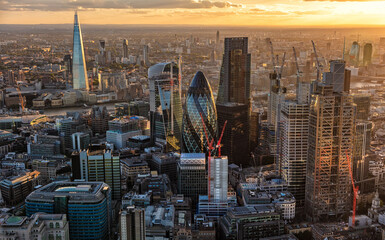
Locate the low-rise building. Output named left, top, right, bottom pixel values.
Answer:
left=0, top=213, right=69, bottom=240
left=145, top=204, right=175, bottom=240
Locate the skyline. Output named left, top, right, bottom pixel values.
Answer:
left=1, top=0, right=385, bottom=26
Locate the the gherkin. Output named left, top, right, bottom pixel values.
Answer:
left=182, top=71, right=217, bottom=153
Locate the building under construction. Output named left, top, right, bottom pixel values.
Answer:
left=305, top=60, right=355, bottom=222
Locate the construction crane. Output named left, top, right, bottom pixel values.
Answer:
left=292, top=47, right=302, bottom=86
left=216, top=120, right=227, bottom=158
left=269, top=41, right=276, bottom=73
left=277, top=52, right=286, bottom=86
left=346, top=151, right=359, bottom=226
left=311, top=40, right=323, bottom=82
left=200, top=113, right=228, bottom=201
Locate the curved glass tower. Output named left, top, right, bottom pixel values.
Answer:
left=72, top=11, right=89, bottom=90
left=183, top=71, right=217, bottom=153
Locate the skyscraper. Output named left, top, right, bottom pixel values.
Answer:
left=217, top=37, right=250, bottom=105
left=305, top=60, right=355, bottom=222
left=216, top=37, right=251, bottom=166
left=72, top=11, right=88, bottom=90
left=148, top=62, right=183, bottom=151
left=123, top=39, right=129, bottom=59
left=182, top=71, right=217, bottom=153
left=363, top=43, right=373, bottom=66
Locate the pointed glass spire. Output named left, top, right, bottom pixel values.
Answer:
left=72, top=11, right=89, bottom=90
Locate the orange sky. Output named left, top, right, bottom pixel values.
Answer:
left=1, top=0, right=385, bottom=26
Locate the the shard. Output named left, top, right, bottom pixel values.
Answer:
left=182, top=71, right=217, bottom=154
left=72, top=11, right=89, bottom=90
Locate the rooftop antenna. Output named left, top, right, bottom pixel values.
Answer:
left=343, top=37, right=346, bottom=60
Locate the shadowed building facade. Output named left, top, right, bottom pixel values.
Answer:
left=217, top=37, right=251, bottom=166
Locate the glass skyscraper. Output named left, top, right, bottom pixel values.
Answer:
left=72, top=11, right=89, bottom=90
left=148, top=62, right=183, bottom=151
left=182, top=71, right=217, bottom=153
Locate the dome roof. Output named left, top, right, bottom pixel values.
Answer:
left=188, top=71, right=213, bottom=96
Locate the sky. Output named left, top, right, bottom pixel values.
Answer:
left=1, top=0, right=385, bottom=26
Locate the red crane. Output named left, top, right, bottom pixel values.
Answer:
left=346, top=151, right=359, bottom=226
left=200, top=113, right=228, bottom=201
left=216, top=120, right=227, bottom=158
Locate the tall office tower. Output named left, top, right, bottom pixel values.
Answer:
left=123, top=39, right=129, bottom=59
left=177, top=153, right=207, bottom=206
left=148, top=62, right=183, bottom=151
left=143, top=45, right=150, bottom=66
left=305, top=60, right=356, bottom=222
left=216, top=37, right=251, bottom=166
left=120, top=206, right=146, bottom=240
left=90, top=105, right=109, bottom=135
left=363, top=43, right=373, bottom=66
left=349, top=41, right=360, bottom=67
left=26, top=182, right=112, bottom=240
left=72, top=11, right=89, bottom=90
left=281, top=101, right=309, bottom=212
left=182, top=71, right=217, bottom=153
left=71, top=144, right=121, bottom=199
left=352, top=94, right=374, bottom=193
left=217, top=37, right=250, bottom=105
left=216, top=30, right=220, bottom=45
left=217, top=103, right=249, bottom=166
left=63, top=54, right=72, bottom=81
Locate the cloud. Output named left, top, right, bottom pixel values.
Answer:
left=0, top=0, right=241, bottom=11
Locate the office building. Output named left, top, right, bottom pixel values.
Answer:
left=353, top=94, right=371, bottom=120
left=363, top=43, right=373, bottom=66
left=349, top=41, right=360, bottom=67
left=120, top=206, right=146, bottom=240
left=145, top=204, right=175, bottom=239
left=305, top=60, right=355, bottom=222
left=216, top=37, right=251, bottom=166
left=0, top=214, right=69, bottom=240
left=219, top=205, right=284, bottom=239
left=217, top=37, right=250, bottom=105
left=56, top=117, right=90, bottom=150
left=280, top=101, right=309, bottom=211
left=182, top=71, right=217, bottom=154
left=121, top=157, right=150, bottom=188
left=90, top=105, right=109, bottom=135
left=123, top=39, right=129, bottom=59
left=0, top=170, right=40, bottom=206
left=149, top=153, right=178, bottom=182
left=216, top=102, right=249, bottom=165
left=72, top=11, right=88, bottom=90
left=71, top=145, right=121, bottom=199
left=32, top=159, right=59, bottom=182
left=71, top=132, right=90, bottom=150
left=25, top=182, right=111, bottom=240
left=177, top=153, right=207, bottom=206
left=209, top=156, right=228, bottom=201
left=148, top=62, right=183, bottom=151
left=133, top=172, right=173, bottom=202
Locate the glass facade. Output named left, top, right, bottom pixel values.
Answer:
left=182, top=71, right=217, bottom=153
left=148, top=62, right=183, bottom=150
left=25, top=182, right=111, bottom=240
left=72, top=11, right=88, bottom=90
